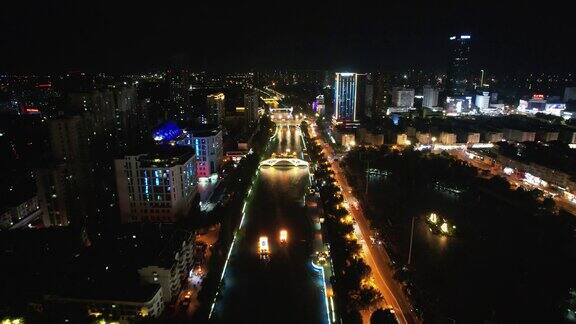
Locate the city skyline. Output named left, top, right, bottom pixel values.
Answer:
left=1, top=0, right=575, bottom=73
left=2, top=3, right=576, bottom=324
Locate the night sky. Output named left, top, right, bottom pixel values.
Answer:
left=1, top=0, right=574, bottom=73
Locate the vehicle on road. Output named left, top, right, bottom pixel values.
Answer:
left=279, top=229, right=288, bottom=244
left=180, top=290, right=192, bottom=309
left=259, top=236, right=270, bottom=259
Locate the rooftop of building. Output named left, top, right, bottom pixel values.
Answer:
left=47, top=279, right=161, bottom=304
left=187, top=124, right=222, bottom=137
left=406, top=115, right=567, bottom=134
left=0, top=223, right=194, bottom=306
left=0, top=177, right=37, bottom=211
left=498, top=141, right=576, bottom=180
left=137, top=145, right=195, bottom=168
left=87, top=223, right=195, bottom=270
left=0, top=227, right=86, bottom=303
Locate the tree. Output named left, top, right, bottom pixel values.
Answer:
left=342, top=309, right=363, bottom=324
left=355, top=286, right=384, bottom=310
left=370, top=308, right=398, bottom=324
left=541, top=197, right=555, bottom=212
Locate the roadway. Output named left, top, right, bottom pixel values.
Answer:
left=311, top=122, right=419, bottom=324
left=211, top=124, right=326, bottom=323
left=449, top=149, right=576, bottom=216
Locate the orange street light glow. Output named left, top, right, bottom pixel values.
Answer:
left=279, top=229, right=288, bottom=243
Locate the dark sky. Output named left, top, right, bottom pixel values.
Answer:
left=1, top=0, right=574, bottom=74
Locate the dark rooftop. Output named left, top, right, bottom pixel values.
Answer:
left=87, top=223, right=195, bottom=270
left=138, top=145, right=195, bottom=168
left=0, top=176, right=36, bottom=211
left=188, top=125, right=222, bottom=137
left=49, top=281, right=161, bottom=304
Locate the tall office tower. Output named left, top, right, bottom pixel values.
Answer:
left=243, top=92, right=260, bottom=125
left=334, top=72, right=359, bottom=123
left=206, top=93, right=225, bottom=125
left=166, top=68, right=191, bottom=123
left=115, top=146, right=197, bottom=223
left=447, top=35, right=472, bottom=96
left=392, top=88, right=415, bottom=108
left=423, top=85, right=439, bottom=108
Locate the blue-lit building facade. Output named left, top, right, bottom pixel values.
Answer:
left=151, top=122, right=223, bottom=179
left=176, top=127, right=223, bottom=179
left=115, top=147, right=197, bottom=223
left=334, top=73, right=359, bottom=123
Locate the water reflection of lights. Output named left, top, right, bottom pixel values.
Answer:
left=420, top=220, right=450, bottom=252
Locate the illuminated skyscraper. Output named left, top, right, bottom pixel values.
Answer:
left=206, top=93, right=225, bottom=125
left=334, top=72, right=359, bottom=123
left=447, top=35, right=472, bottom=96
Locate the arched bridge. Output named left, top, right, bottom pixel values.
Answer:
left=272, top=119, right=303, bottom=126
left=259, top=158, right=309, bottom=168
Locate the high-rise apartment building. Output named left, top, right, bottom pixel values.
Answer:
left=243, top=92, right=260, bottom=124
left=115, top=146, right=197, bottom=223
left=365, top=75, right=374, bottom=118
left=371, top=72, right=389, bottom=119
left=36, top=116, right=94, bottom=228
left=392, top=88, right=415, bottom=108
left=67, top=89, right=116, bottom=133
left=166, top=68, right=191, bottom=123
left=67, top=84, right=144, bottom=151
left=48, top=116, right=87, bottom=161
left=206, top=93, right=225, bottom=125
left=177, top=127, right=223, bottom=179
left=423, top=85, right=439, bottom=108
left=36, top=164, right=72, bottom=227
